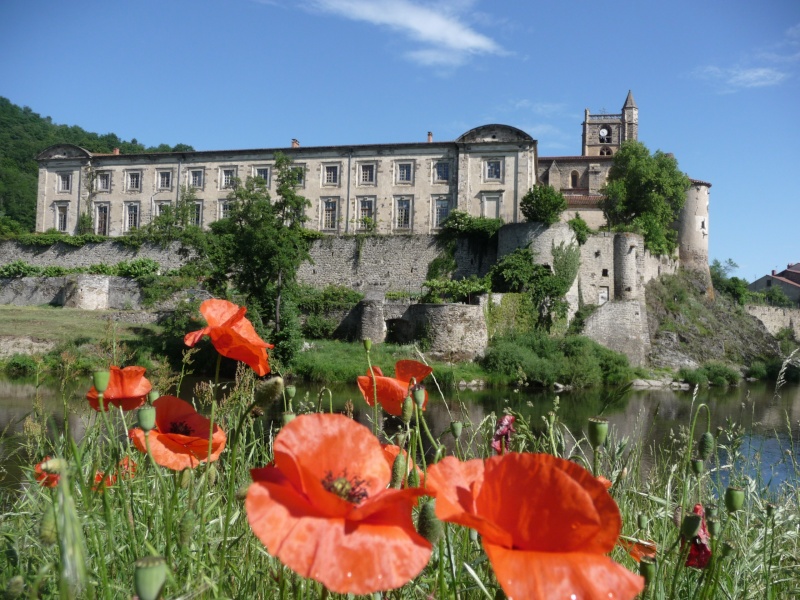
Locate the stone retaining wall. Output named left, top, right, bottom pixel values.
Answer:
left=582, top=300, right=651, bottom=367
left=745, top=305, right=800, bottom=340
left=0, top=241, right=192, bottom=271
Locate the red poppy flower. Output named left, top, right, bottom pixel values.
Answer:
left=129, top=396, right=226, bottom=471
left=426, top=453, right=644, bottom=600
left=86, top=366, right=151, bottom=412
left=356, top=360, right=433, bottom=416
left=682, top=504, right=712, bottom=569
left=491, top=414, right=516, bottom=454
left=34, top=457, right=60, bottom=488
left=92, top=457, right=137, bottom=491
left=184, top=299, right=273, bottom=376
left=619, top=537, right=657, bottom=562
left=245, top=413, right=432, bottom=595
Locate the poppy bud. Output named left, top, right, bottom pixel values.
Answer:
left=147, top=390, right=160, bottom=403
left=255, top=377, right=284, bottom=406
left=417, top=500, right=444, bottom=545
left=724, top=487, right=745, bottom=513
left=282, top=411, right=296, bottom=426
left=691, top=458, right=705, bottom=476
left=285, top=385, right=296, bottom=400
left=766, top=503, right=776, bottom=518
left=412, top=384, right=425, bottom=409
left=639, top=557, right=656, bottom=586
left=390, top=453, right=407, bottom=489
left=206, top=464, right=218, bottom=487
left=637, top=514, right=648, bottom=529
left=547, top=411, right=556, bottom=427
left=92, top=370, right=111, bottom=394
left=133, top=556, right=168, bottom=600
left=179, top=469, right=192, bottom=489
left=4, top=575, right=24, bottom=599
left=698, top=431, right=714, bottom=460
left=708, top=519, right=721, bottom=538
left=179, top=510, right=196, bottom=548
left=451, top=421, right=463, bottom=439
left=40, top=457, right=67, bottom=474
left=138, top=405, right=156, bottom=432
left=407, top=465, right=420, bottom=488
left=469, top=528, right=479, bottom=543
left=40, top=503, right=57, bottom=545
left=672, top=506, right=683, bottom=528
left=401, top=397, right=414, bottom=424
left=587, top=417, right=608, bottom=448
left=681, top=514, right=702, bottom=539
left=362, top=338, right=372, bottom=352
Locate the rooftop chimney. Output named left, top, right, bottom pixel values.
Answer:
left=427, top=131, right=433, bottom=143
left=772, top=270, right=776, bottom=276
left=291, top=139, right=300, bottom=148
left=113, top=148, right=120, bottom=155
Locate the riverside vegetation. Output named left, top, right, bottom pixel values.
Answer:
left=1, top=298, right=799, bottom=599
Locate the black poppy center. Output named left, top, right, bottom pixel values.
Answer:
left=169, top=420, right=193, bottom=435
left=322, top=470, right=369, bottom=504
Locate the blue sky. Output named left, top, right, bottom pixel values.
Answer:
left=1, top=0, right=798, bottom=281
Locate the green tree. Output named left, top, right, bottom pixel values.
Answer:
left=520, top=184, right=567, bottom=225
left=208, top=152, right=311, bottom=367
left=600, top=140, right=690, bottom=255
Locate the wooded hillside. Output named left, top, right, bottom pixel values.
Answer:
left=0, top=97, right=193, bottom=232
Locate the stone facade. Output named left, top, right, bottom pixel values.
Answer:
left=745, top=306, right=800, bottom=340
left=582, top=300, right=651, bottom=367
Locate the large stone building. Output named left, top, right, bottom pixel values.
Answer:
left=34, top=91, right=710, bottom=274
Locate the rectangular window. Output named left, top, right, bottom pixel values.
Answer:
left=96, top=204, right=109, bottom=236
left=482, top=194, right=500, bottom=218
left=255, top=167, right=270, bottom=185
left=221, top=168, right=236, bottom=189
left=395, top=196, right=412, bottom=230
left=190, top=169, right=204, bottom=189
left=434, top=196, right=450, bottom=228
left=156, top=202, right=170, bottom=217
left=128, top=172, right=141, bottom=191
left=358, top=197, right=375, bottom=230
left=158, top=171, right=172, bottom=189
left=360, top=163, right=375, bottom=185
left=192, top=203, right=202, bottom=227
left=396, top=162, right=413, bottom=184
left=126, top=204, right=139, bottom=230
left=485, top=159, right=502, bottom=181
left=220, top=200, right=231, bottom=220
left=56, top=205, right=68, bottom=232
left=434, top=161, right=450, bottom=183
left=324, top=164, right=339, bottom=185
left=58, top=173, right=72, bottom=193
left=292, top=165, right=306, bottom=187
left=322, top=197, right=338, bottom=230
left=96, top=172, right=111, bottom=192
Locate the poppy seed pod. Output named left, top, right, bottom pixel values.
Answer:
left=133, top=556, right=168, bottom=600
left=92, top=370, right=111, bottom=394
left=412, top=384, right=426, bottom=409
left=691, top=458, right=705, bottom=476
left=147, top=390, right=160, bottom=403
left=138, top=405, right=156, bottom=432
left=724, top=487, right=745, bottom=513
left=705, top=503, right=718, bottom=519
left=547, top=411, right=556, bottom=427
left=639, top=557, right=656, bottom=586
left=587, top=417, right=609, bottom=448
left=708, top=519, right=721, bottom=538
left=282, top=411, right=296, bottom=426
left=681, top=514, right=702, bottom=539
left=721, top=542, right=735, bottom=558
left=417, top=500, right=444, bottom=545
left=401, top=397, right=414, bottom=424
left=285, top=385, right=296, bottom=400
left=39, top=504, right=57, bottom=545
left=362, top=338, right=372, bottom=352
left=390, top=453, right=407, bottom=489
left=698, top=431, right=715, bottom=460
left=451, top=420, right=463, bottom=440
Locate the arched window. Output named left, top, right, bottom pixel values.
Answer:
left=599, top=147, right=612, bottom=156
left=570, top=170, right=579, bottom=188
left=599, top=125, right=612, bottom=144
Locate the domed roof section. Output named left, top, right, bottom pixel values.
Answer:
left=36, top=144, right=93, bottom=160
left=456, top=124, right=534, bottom=144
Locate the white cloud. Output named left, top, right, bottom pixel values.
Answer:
left=693, top=65, right=788, bottom=91
left=304, top=0, right=504, bottom=67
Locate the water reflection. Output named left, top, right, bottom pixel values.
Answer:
left=2, top=377, right=798, bottom=490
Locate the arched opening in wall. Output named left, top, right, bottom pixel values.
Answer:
left=599, top=147, right=613, bottom=156
left=570, top=170, right=579, bottom=188
left=386, top=318, right=414, bottom=344
left=599, top=125, right=612, bottom=144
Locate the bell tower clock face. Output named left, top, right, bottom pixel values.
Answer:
left=599, top=128, right=609, bottom=137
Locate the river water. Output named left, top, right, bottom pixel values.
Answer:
left=2, top=376, right=798, bottom=492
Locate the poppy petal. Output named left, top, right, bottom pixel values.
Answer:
left=356, top=374, right=409, bottom=416
left=246, top=474, right=431, bottom=595
left=199, top=299, right=241, bottom=327
left=394, top=360, right=433, bottom=386
left=86, top=366, right=151, bottom=412
left=484, top=543, right=644, bottom=600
